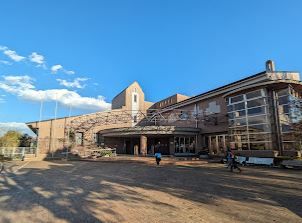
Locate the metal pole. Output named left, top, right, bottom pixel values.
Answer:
left=36, top=97, right=44, bottom=157
left=66, top=104, right=72, bottom=160
left=68, top=104, right=72, bottom=117
left=54, top=95, right=58, bottom=120
left=52, top=93, right=58, bottom=158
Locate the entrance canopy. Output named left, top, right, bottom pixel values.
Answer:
left=98, top=126, right=200, bottom=156
left=98, top=125, right=200, bottom=137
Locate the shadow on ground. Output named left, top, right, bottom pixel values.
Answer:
left=0, top=158, right=301, bottom=223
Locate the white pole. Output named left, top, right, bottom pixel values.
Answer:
left=36, top=97, right=44, bottom=157
left=54, top=94, right=58, bottom=120
left=68, top=104, right=72, bottom=118
left=66, top=104, right=72, bottom=160
left=52, top=93, right=58, bottom=158
left=39, top=98, right=44, bottom=121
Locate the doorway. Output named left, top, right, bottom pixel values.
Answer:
left=147, top=137, right=170, bottom=155
left=124, top=138, right=140, bottom=155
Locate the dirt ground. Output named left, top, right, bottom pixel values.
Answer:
left=0, top=157, right=301, bottom=223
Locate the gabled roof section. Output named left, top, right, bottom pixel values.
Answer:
left=112, top=81, right=142, bottom=101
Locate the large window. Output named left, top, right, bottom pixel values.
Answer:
left=247, top=115, right=267, bottom=125
left=231, top=95, right=244, bottom=103
left=247, top=98, right=266, bottom=108
left=227, top=89, right=272, bottom=150
left=277, top=87, right=302, bottom=151
left=248, top=106, right=266, bottom=115
left=246, top=90, right=262, bottom=99
left=228, top=110, right=246, bottom=119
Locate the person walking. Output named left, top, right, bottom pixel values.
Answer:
left=154, top=152, right=162, bottom=165
left=230, top=152, right=241, bottom=173
left=226, top=148, right=232, bottom=169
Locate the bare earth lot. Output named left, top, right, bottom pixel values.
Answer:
left=0, top=157, right=301, bottom=223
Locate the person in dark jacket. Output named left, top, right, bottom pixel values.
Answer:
left=230, top=152, right=241, bottom=173
left=226, top=148, right=232, bottom=169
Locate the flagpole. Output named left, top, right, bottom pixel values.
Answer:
left=68, top=104, right=72, bottom=118
left=52, top=93, right=58, bottom=158
left=66, top=104, right=72, bottom=160
left=54, top=94, right=58, bottom=120
left=36, top=95, right=43, bottom=157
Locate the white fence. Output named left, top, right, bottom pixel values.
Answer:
left=0, top=147, right=37, bottom=160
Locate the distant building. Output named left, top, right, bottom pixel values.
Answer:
left=27, top=61, right=302, bottom=158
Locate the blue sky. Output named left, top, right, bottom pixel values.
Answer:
left=0, top=0, right=302, bottom=123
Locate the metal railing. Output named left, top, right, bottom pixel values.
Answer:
left=0, top=147, right=37, bottom=160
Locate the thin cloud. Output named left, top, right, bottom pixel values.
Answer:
left=0, top=60, right=12, bottom=65
left=0, top=94, right=5, bottom=103
left=64, top=70, right=75, bottom=75
left=0, top=46, right=25, bottom=62
left=3, top=49, right=25, bottom=62
left=29, top=52, right=46, bottom=67
left=51, top=64, right=74, bottom=75
left=1, top=45, right=77, bottom=75
left=0, top=96, right=5, bottom=103
left=51, top=64, right=63, bottom=73
left=0, top=46, right=8, bottom=51
left=56, top=78, right=88, bottom=89
left=0, top=75, right=111, bottom=111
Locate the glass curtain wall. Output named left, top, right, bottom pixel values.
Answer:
left=227, top=89, right=272, bottom=150
left=277, top=86, right=302, bottom=151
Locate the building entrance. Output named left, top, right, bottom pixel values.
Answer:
left=147, top=137, right=170, bottom=155
left=124, top=138, right=140, bottom=155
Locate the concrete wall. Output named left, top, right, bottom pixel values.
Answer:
left=27, top=116, right=77, bottom=154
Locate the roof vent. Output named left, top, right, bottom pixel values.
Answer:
left=266, top=60, right=275, bottom=72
